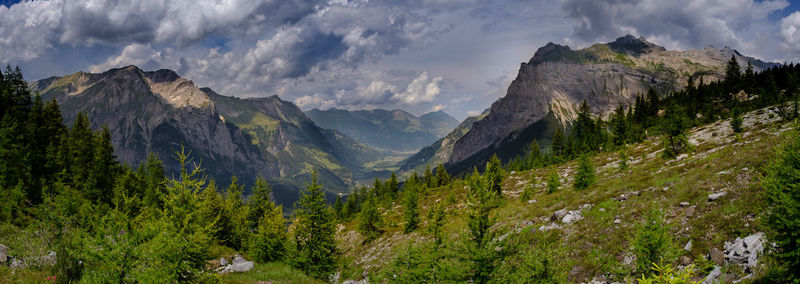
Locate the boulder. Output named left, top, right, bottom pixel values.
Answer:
left=561, top=210, right=583, bottom=224
left=724, top=232, right=765, bottom=271
left=231, top=254, right=254, bottom=272
left=679, top=201, right=690, bottom=207
left=613, top=218, right=622, bottom=224
left=551, top=209, right=568, bottom=222
left=0, top=244, right=7, bottom=263
left=220, top=257, right=228, bottom=266
left=680, top=256, right=693, bottom=266
left=701, top=266, right=721, bottom=284
left=708, top=191, right=727, bottom=201
left=684, top=240, right=692, bottom=252
left=709, top=248, right=725, bottom=265
left=685, top=207, right=696, bottom=218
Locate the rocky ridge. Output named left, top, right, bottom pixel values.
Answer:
left=447, top=34, right=777, bottom=173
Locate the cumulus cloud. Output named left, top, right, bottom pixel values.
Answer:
left=293, top=70, right=444, bottom=110
left=780, top=11, right=800, bottom=53
left=89, top=43, right=168, bottom=72
left=0, top=0, right=323, bottom=61
left=559, top=0, right=789, bottom=51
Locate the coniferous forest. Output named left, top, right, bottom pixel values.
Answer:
left=2, top=53, right=800, bottom=283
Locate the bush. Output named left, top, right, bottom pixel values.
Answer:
left=762, top=125, right=800, bottom=280
left=632, top=209, right=673, bottom=274
left=731, top=108, right=743, bottom=133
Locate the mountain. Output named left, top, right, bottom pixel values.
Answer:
left=398, top=109, right=489, bottom=173
left=31, top=66, right=381, bottom=204
left=305, top=108, right=459, bottom=153
left=445, top=34, right=777, bottom=173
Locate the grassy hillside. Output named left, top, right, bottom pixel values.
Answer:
left=333, top=106, right=792, bottom=282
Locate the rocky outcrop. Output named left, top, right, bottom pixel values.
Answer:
left=447, top=35, right=777, bottom=172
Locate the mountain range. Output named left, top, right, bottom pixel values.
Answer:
left=28, top=34, right=779, bottom=200
left=305, top=108, right=458, bottom=154
left=31, top=66, right=382, bottom=205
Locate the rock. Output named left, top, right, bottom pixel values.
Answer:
left=562, top=211, right=583, bottom=224
left=527, top=199, right=537, bottom=204
left=684, top=240, right=692, bottom=252
left=0, top=244, right=7, bottom=263
left=724, top=232, right=766, bottom=271
left=231, top=254, right=254, bottom=272
left=702, top=266, right=721, bottom=284
left=708, top=191, right=727, bottom=201
left=722, top=273, right=737, bottom=283
left=676, top=153, right=688, bottom=161
left=685, top=207, right=696, bottom=218
left=615, top=194, right=628, bottom=201
left=551, top=209, right=568, bottom=222
left=10, top=257, right=24, bottom=269
left=680, top=256, right=693, bottom=266
left=613, top=218, right=621, bottom=224
left=709, top=248, right=725, bottom=265
left=42, top=251, right=56, bottom=266
left=220, top=257, right=228, bottom=266
left=538, top=223, right=561, bottom=232
left=679, top=201, right=690, bottom=207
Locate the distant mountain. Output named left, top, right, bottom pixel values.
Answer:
left=398, top=109, right=489, bottom=173
left=305, top=108, right=459, bottom=153
left=32, top=66, right=382, bottom=205
left=445, top=35, right=778, bottom=174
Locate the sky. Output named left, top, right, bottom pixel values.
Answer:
left=1, top=0, right=800, bottom=120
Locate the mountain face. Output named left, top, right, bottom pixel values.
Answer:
left=305, top=108, right=459, bottom=153
left=32, top=66, right=381, bottom=204
left=446, top=34, right=777, bottom=173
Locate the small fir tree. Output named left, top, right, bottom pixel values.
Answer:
left=357, top=196, right=383, bottom=241
left=292, top=171, right=338, bottom=279
left=573, top=155, right=596, bottom=190
left=403, top=184, right=420, bottom=233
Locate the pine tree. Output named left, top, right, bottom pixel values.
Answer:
left=143, top=152, right=165, bottom=207
left=762, top=127, right=800, bottom=280
left=485, top=154, right=504, bottom=197
left=466, top=171, right=500, bottom=283
left=292, top=171, right=338, bottom=278
left=427, top=202, right=446, bottom=246
left=386, top=172, right=399, bottom=200
left=333, top=195, right=344, bottom=219
left=221, top=176, right=250, bottom=250
left=403, top=183, right=419, bottom=233
left=89, top=126, right=118, bottom=204
left=546, top=171, right=561, bottom=194
left=573, top=155, right=595, bottom=190
left=435, top=163, right=450, bottom=186
left=725, top=54, right=741, bottom=84
left=527, top=140, right=541, bottom=169
left=249, top=176, right=273, bottom=223
left=611, top=105, right=629, bottom=147
left=731, top=108, right=743, bottom=133
left=661, top=104, right=691, bottom=159
left=551, top=128, right=565, bottom=158
left=423, top=164, right=435, bottom=188
left=250, top=203, right=287, bottom=262
left=619, top=149, right=629, bottom=172
left=357, top=196, right=382, bottom=241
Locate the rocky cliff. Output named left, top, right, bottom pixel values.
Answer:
left=447, top=35, right=777, bottom=172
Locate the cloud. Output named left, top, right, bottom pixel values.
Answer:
left=780, top=11, right=800, bottom=53
left=559, top=0, right=789, bottom=51
left=292, top=70, right=445, bottom=110
left=89, top=43, right=168, bottom=72
left=430, top=104, right=446, bottom=112
left=0, top=0, right=323, bottom=62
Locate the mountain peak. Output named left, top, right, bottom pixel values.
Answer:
left=607, top=34, right=665, bottom=56
left=529, top=42, right=572, bottom=65
left=144, top=69, right=180, bottom=83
